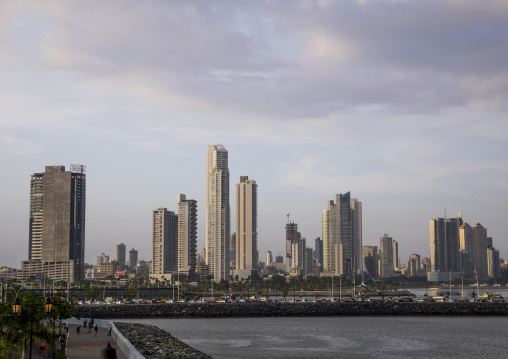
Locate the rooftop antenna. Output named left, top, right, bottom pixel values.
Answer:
left=287, top=213, right=290, bottom=225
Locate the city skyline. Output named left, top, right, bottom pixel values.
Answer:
left=1, top=1, right=507, bottom=269
left=1, top=155, right=506, bottom=274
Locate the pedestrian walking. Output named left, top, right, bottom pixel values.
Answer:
left=94, top=324, right=98, bottom=337
left=107, top=324, right=112, bottom=336
left=87, top=322, right=92, bottom=333
left=83, top=318, right=87, bottom=328
left=76, top=326, right=81, bottom=335
left=41, top=342, right=48, bottom=357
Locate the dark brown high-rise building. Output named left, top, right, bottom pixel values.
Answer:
left=20, top=165, right=86, bottom=282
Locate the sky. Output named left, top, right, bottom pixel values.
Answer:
left=1, top=0, right=507, bottom=269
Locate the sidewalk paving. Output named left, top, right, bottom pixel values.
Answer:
left=66, top=324, right=127, bottom=359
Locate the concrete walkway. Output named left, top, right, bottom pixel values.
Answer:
left=66, top=324, right=127, bottom=359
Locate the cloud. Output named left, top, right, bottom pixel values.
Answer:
left=0, top=135, right=45, bottom=156
left=281, top=152, right=506, bottom=198
left=1, top=0, right=507, bottom=122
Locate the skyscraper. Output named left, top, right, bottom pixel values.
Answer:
left=266, top=250, right=273, bottom=266
left=362, top=245, right=378, bottom=279
left=430, top=213, right=463, bottom=273
left=206, top=144, right=230, bottom=282
left=350, top=198, right=363, bottom=276
left=459, top=223, right=475, bottom=277
left=177, top=194, right=198, bottom=274
left=20, top=165, right=86, bottom=282
left=408, top=253, right=421, bottom=277
left=152, top=208, right=178, bottom=274
left=379, top=234, right=394, bottom=278
left=129, top=248, right=138, bottom=268
left=285, top=221, right=306, bottom=275
left=304, top=247, right=314, bottom=275
left=487, top=247, right=500, bottom=279
left=473, top=223, right=488, bottom=277
left=235, top=176, right=258, bottom=279
left=392, top=240, right=399, bottom=270
left=200, top=247, right=206, bottom=264
left=97, top=253, right=109, bottom=267
left=314, top=237, right=323, bottom=267
left=229, top=233, right=236, bottom=267
left=322, top=200, right=336, bottom=273
left=116, top=243, right=126, bottom=268
left=322, top=192, right=362, bottom=279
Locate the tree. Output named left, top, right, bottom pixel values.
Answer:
left=379, top=284, right=387, bottom=301
left=1, top=294, right=57, bottom=359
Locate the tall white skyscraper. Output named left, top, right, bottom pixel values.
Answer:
left=177, top=194, right=198, bottom=274
left=152, top=208, right=178, bottom=274
left=235, top=176, right=258, bottom=279
left=206, top=144, right=230, bottom=282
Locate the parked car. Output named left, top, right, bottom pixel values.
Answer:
left=398, top=297, right=414, bottom=302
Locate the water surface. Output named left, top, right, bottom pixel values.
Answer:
left=118, top=316, right=508, bottom=358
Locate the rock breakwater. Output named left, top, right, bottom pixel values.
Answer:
left=72, top=302, right=508, bottom=319
left=115, top=322, right=212, bottom=359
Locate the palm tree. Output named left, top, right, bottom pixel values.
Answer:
left=379, top=284, right=387, bottom=301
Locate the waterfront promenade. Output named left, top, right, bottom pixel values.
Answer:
left=66, top=324, right=127, bottom=359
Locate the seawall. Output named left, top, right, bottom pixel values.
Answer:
left=71, top=302, right=508, bottom=318
left=114, top=322, right=212, bottom=359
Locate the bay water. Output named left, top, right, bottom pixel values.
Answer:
left=118, top=316, right=508, bottom=358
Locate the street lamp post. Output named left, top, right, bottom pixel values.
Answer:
left=42, top=297, right=53, bottom=358
left=51, top=295, right=58, bottom=359
left=60, top=293, right=65, bottom=336
left=293, top=278, right=296, bottom=303
left=12, top=296, right=52, bottom=359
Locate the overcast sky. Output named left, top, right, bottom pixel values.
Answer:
left=1, top=0, right=507, bottom=269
